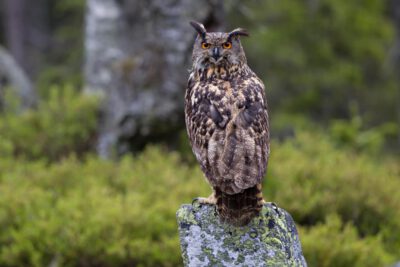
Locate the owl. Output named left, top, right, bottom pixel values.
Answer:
left=185, top=21, right=270, bottom=226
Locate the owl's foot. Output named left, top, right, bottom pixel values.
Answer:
left=192, top=194, right=217, bottom=206
left=256, top=183, right=266, bottom=206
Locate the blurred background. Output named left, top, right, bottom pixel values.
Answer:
left=0, top=0, right=399, bottom=266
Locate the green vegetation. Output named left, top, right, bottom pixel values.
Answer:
left=1, top=0, right=399, bottom=266
left=299, top=215, right=394, bottom=267
left=36, top=0, right=85, bottom=91
left=0, top=86, right=99, bottom=161
left=0, top=147, right=202, bottom=267
left=0, top=91, right=399, bottom=266
left=267, top=130, right=400, bottom=259
left=234, top=0, right=397, bottom=127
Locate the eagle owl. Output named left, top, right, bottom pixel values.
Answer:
left=185, top=21, right=270, bottom=226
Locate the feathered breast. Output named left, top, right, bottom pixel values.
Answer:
left=185, top=66, right=270, bottom=193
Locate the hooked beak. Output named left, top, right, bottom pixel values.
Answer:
left=212, top=47, right=220, bottom=61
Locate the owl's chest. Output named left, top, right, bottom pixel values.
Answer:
left=200, top=78, right=246, bottom=109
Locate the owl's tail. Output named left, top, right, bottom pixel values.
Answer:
left=215, top=184, right=264, bottom=226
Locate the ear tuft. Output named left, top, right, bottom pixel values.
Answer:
left=228, top=28, right=249, bottom=40
left=190, top=21, right=207, bottom=39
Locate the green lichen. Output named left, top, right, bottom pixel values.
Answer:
left=249, top=231, right=258, bottom=239
left=176, top=204, right=198, bottom=226
left=235, top=254, right=245, bottom=264
left=177, top=203, right=307, bottom=266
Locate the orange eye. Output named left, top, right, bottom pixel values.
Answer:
left=223, top=42, right=232, bottom=49
left=201, top=42, right=210, bottom=49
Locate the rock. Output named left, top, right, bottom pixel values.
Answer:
left=176, top=202, right=307, bottom=267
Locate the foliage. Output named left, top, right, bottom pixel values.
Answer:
left=266, top=130, right=400, bottom=257
left=299, top=215, right=394, bottom=267
left=228, top=0, right=397, bottom=128
left=1, top=127, right=399, bottom=266
left=329, top=115, right=399, bottom=154
left=35, top=0, right=85, bottom=91
left=0, top=86, right=100, bottom=161
left=0, top=147, right=208, bottom=267
left=0, top=1, right=399, bottom=265
left=270, top=112, right=399, bottom=155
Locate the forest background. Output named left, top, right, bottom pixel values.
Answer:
left=0, top=0, right=400, bottom=266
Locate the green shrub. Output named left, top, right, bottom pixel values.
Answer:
left=266, top=130, right=400, bottom=257
left=0, top=86, right=100, bottom=161
left=299, top=215, right=394, bottom=267
left=0, top=147, right=209, bottom=267
left=1, top=129, right=399, bottom=266
left=329, top=114, right=398, bottom=154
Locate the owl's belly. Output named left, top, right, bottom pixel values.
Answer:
left=207, top=129, right=259, bottom=194
left=206, top=112, right=261, bottom=194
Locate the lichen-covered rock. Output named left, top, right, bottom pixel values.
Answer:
left=176, top=202, right=307, bottom=267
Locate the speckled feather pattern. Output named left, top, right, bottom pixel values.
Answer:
left=185, top=30, right=270, bottom=226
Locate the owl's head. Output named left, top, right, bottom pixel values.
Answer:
left=190, top=21, right=249, bottom=71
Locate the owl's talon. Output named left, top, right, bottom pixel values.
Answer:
left=192, top=197, right=200, bottom=205
left=192, top=197, right=209, bottom=206
left=193, top=194, right=217, bottom=206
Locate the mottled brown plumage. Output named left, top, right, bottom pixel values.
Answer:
left=185, top=21, right=270, bottom=226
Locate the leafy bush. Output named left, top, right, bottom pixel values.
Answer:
left=1, top=91, right=399, bottom=266
left=266, top=130, right=400, bottom=257
left=0, top=86, right=100, bottom=161
left=329, top=116, right=399, bottom=154
left=0, top=147, right=209, bottom=267
left=299, top=215, right=394, bottom=267
left=0, top=139, right=399, bottom=266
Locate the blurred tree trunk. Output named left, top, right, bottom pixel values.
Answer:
left=84, top=0, right=224, bottom=157
left=3, top=0, right=27, bottom=71
left=389, top=0, right=400, bottom=146
left=3, top=0, right=51, bottom=78
left=1, top=0, right=47, bottom=109
left=25, top=0, right=51, bottom=78
left=0, top=45, right=36, bottom=110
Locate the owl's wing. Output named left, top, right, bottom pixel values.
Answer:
left=229, top=78, right=270, bottom=190
left=185, top=81, right=219, bottom=178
